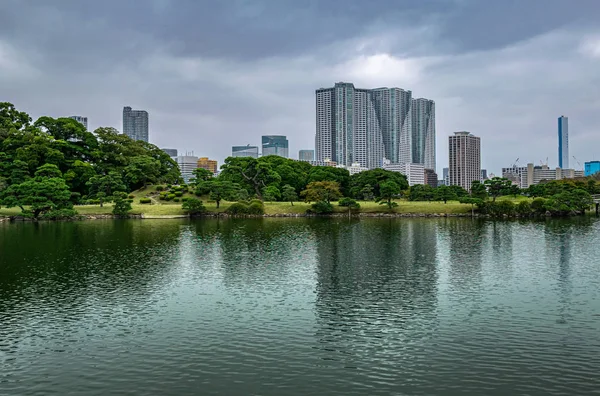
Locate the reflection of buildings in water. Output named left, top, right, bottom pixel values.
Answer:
left=443, top=219, right=486, bottom=290
left=490, top=221, right=514, bottom=266
left=312, top=220, right=439, bottom=362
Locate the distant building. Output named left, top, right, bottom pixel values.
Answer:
left=306, top=159, right=337, bottom=167
left=424, top=168, right=438, bottom=188
left=299, top=149, right=315, bottom=161
left=502, top=163, right=584, bottom=189
left=69, top=115, right=88, bottom=130
left=584, top=161, right=600, bottom=177
left=449, top=131, right=481, bottom=191
left=262, top=135, right=289, bottom=158
left=481, top=169, right=488, bottom=181
left=442, top=167, right=449, bottom=186
left=176, top=155, right=199, bottom=183
left=197, top=157, right=218, bottom=174
left=338, top=163, right=368, bottom=175
left=232, top=145, right=259, bottom=158
left=558, top=115, right=569, bottom=169
left=123, top=106, right=149, bottom=142
left=162, top=148, right=178, bottom=158
left=382, top=160, right=425, bottom=186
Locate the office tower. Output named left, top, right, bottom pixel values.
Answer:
left=176, top=155, right=199, bottom=183
left=382, top=160, right=425, bottom=186
left=411, top=98, right=436, bottom=170
left=558, top=116, right=569, bottom=169
left=232, top=145, right=259, bottom=158
left=481, top=169, right=488, bottom=181
left=424, top=168, right=438, bottom=188
left=69, top=115, right=88, bottom=130
left=449, top=131, right=481, bottom=191
left=443, top=167, right=449, bottom=186
left=585, top=161, right=600, bottom=176
left=197, top=157, right=218, bottom=174
left=162, top=148, right=178, bottom=158
left=123, top=106, right=149, bottom=142
left=262, top=135, right=289, bottom=158
left=299, top=150, right=315, bottom=161
left=315, top=83, right=384, bottom=169
left=315, top=82, right=434, bottom=170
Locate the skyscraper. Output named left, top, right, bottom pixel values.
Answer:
left=558, top=115, right=569, bottom=169
left=69, top=115, right=88, bottom=130
left=411, top=98, right=436, bottom=171
left=449, top=131, right=481, bottom=191
left=262, top=135, right=289, bottom=158
left=162, top=148, right=177, bottom=158
left=232, top=145, right=259, bottom=158
left=299, top=150, right=315, bottom=161
left=315, top=82, right=434, bottom=170
left=123, top=106, right=149, bottom=142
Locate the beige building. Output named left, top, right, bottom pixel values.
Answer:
left=449, top=131, right=481, bottom=191
left=502, top=163, right=584, bottom=189
left=197, top=157, right=218, bottom=174
left=382, top=160, right=425, bottom=186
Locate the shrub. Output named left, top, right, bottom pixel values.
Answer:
left=181, top=197, right=190, bottom=202
left=226, top=202, right=250, bottom=215
left=517, top=201, right=532, bottom=216
left=140, top=198, right=152, bottom=204
left=531, top=197, right=547, bottom=214
left=247, top=200, right=265, bottom=215
left=41, top=209, right=80, bottom=220
left=159, top=194, right=167, bottom=201
left=182, top=198, right=206, bottom=215
left=128, top=194, right=135, bottom=199
left=127, top=198, right=134, bottom=203
left=166, top=184, right=172, bottom=189
left=310, top=200, right=334, bottom=214
left=173, top=198, right=180, bottom=202
left=167, top=194, right=176, bottom=201
left=112, top=192, right=132, bottom=217
left=174, top=191, right=183, bottom=197
left=156, top=186, right=164, bottom=191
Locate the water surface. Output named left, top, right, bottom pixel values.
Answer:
left=1, top=218, right=599, bottom=395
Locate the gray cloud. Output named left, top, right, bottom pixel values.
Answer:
left=1, top=0, right=600, bottom=174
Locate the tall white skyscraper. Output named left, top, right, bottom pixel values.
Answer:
left=69, top=115, right=88, bottom=130
left=558, top=115, right=569, bottom=169
left=123, top=106, right=149, bottom=142
left=449, top=131, right=481, bottom=191
left=315, top=82, right=434, bottom=170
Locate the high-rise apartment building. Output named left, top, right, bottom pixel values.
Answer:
left=299, top=150, right=315, bottom=161
left=449, top=131, right=481, bottom=191
left=69, top=115, right=88, bottom=130
left=232, top=145, right=259, bottom=158
left=315, top=82, right=435, bottom=170
left=558, top=116, right=569, bottom=169
left=123, top=106, right=149, bottom=142
left=262, top=135, right=289, bottom=158
left=162, top=148, right=178, bottom=158
left=197, top=157, right=218, bottom=174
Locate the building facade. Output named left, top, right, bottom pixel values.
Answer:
left=69, top=115, right=88, bottom=130
left=232, top=145, right=259, bottom=158
left=315, top=82, right=435, bottom=171
left=585, top=161, right=600, bottom=176
left=299, top=150, right=315, bottom=161
left=176, top=155, right=199, bottom=183
left=424, top=168, right=438, bottom=188
left=502, top=163, right=584, bottom=189
left=123, top=106, right=149, bottom=142
left=197, top=157, right=218, bottom=174
left=449, top=131, right=481, bottom=191
left=558, top=115, right=569, bottom=169
left=262, top=135, right=289, bottom=158
left=382, top=161, right=425, bottom=186
left=162, top=148, right=178, bottom=158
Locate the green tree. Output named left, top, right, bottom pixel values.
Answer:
left=459, top=197, right=483, bottom=217
left=86, top=171, right=127, bottom=207
left=349, top=168, right=409, bottom=200
left=262, top=185, right=281, bottom=202
left=361, top=184, right=375, bottom=201
left=112, top=192, right=132, bottom=217
left=409, top=184, right=435, bottom=201
left=204, top=180, right=238, bottom=208
left=281, top=184, right=298, bottom=205
left=484, top=177, right=512, bottom=202
left=470, top=180, right=488, bottom=200
left=378, top=181, right=401, bottom=210
left=219, top=157, right=281, bottom=200
left=124, top=155, right=161, bottom=189
left=0, top=164, right=72, bottom=219
left=338, top=197, right=360, bottom=215
left=434, top=185, right=458, bottom=204
left=301, top=181, right=341, bottom=204
left=182, top=198, right=206, bottom=215
left=191, top=168, right=213, bottom=184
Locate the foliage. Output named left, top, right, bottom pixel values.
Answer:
left=349, top=169, right=408, bottom=200
left=516, top=201, right=532, bottom=216
left=409, top=184, right=435, bottom=201
left=224, top=201, right=264, bottom=215
left=219, top=157, right=281, bottom=200
left=301, top=181, right=341, bottom=203
left=182, top=198, right=206, bottom=215
left=40, top=208, right=80, bottom=220
left=139, top=198, right=152, bottom=204
left=470, top=180, right=488, bottom=200
left=544, top=189, right=593, bottom=216
left=247, top=199, right=265, bottom=215
left=198, top=180, right=239, bottom=208
left=156, top=185, right=164, bottom=191
left=531, top=197, right=547, bottom=214
left=191, top=168, right=213, bottom=184
left=434, top=185, right=458, bottom=203
left=377, top=181, right=401, bottom=210
left=112, top=192, right=132, bottom=217
left=360, top=184, right=375, bottom=201
left=339, top=197, right=360, bottom=213
left=310, top=200, right=334, bottom=214
left=281, top=184, right=298, bottom=205
left=484, top=177, right=512, bottom=201
left=262, top=185, right=281, bottom=202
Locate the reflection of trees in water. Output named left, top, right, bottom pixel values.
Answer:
left=312, top=219, right=439, bottom=365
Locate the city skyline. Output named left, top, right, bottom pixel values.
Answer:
left=2, top=2, right=600, bottom=174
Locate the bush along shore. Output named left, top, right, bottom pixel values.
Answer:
left=1, top=101, right=599, bottom=222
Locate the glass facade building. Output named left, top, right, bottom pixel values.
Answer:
left=232, top=145, right=259, bottom=158
left=299, top=150, right=315, bottom=161
left=558, top=116, right=569, bottom=169
left=585, top=161, right=600, bottom=176
left=123, top=106, right=149, bottom=142
left=262, top=136, right=289, bottom=158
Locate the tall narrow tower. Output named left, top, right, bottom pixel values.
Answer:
left=123, top=106, right=149, bottom=142
left=558, top=115, right=569, bottom=169
left=448, top=131, right=481, bottom=191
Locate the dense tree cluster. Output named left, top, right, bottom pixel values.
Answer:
left=0, top=102, right=180, bottom=218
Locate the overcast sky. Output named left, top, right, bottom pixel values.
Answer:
left=1, top=0, right=599, bottom=174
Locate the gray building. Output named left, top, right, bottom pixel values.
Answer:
left=315, top=82, right=435, bottom=170
left=262, top=135, right=289, bottom=158
left=232, top=145, right=259, bottom=158
left=69, top=115, right=88, bottom=130
left=176, top=155, right=198, bottom=183
left=299, top=149, right=315, bottom=161
left=162, top=148, right=178, bottom=158
left=123, top=106, right=149, bottom=142
left=481, top=169, right=488, bottom=181
left=449, top=132, right=481, bottom=191
left=558, top=115, right=569, bottom=169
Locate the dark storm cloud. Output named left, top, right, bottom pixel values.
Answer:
left=1, top=0, right=600, bottom=173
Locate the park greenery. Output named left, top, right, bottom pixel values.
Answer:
left=2, top=102, right=599, bottom=220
